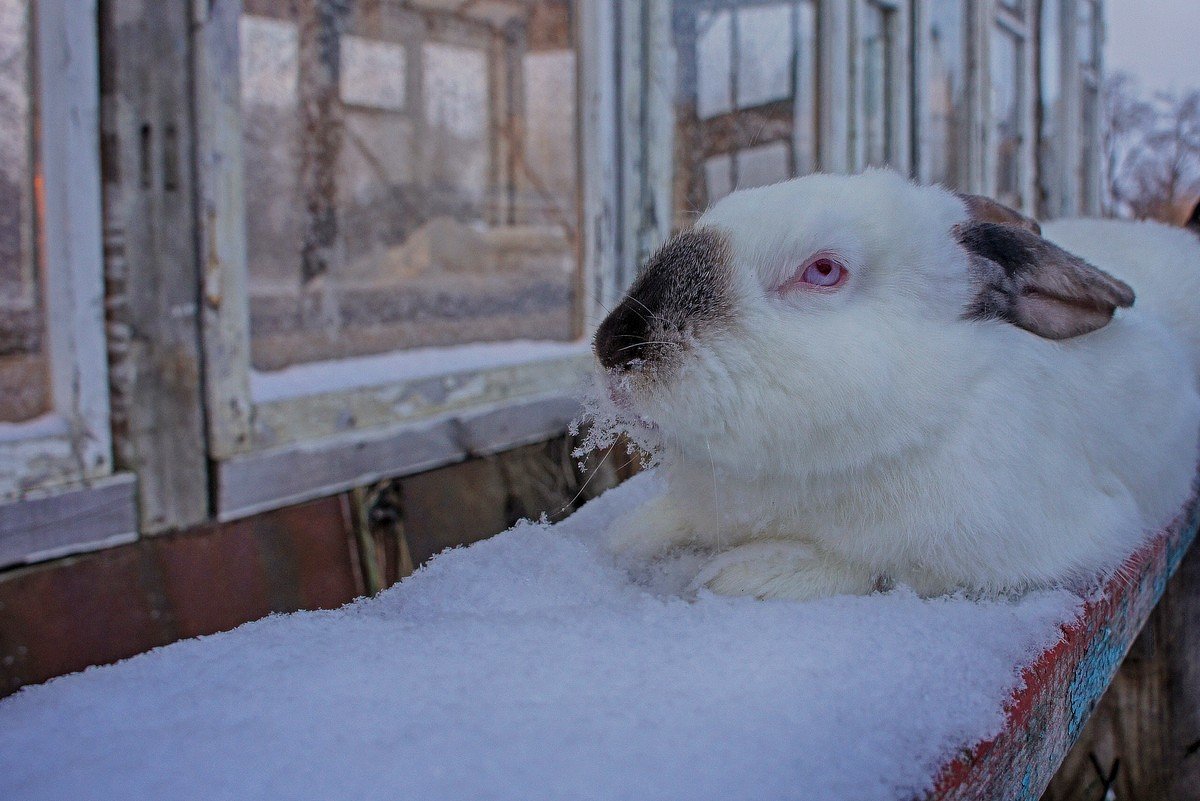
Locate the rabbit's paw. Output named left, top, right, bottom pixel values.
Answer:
left=602, top=494, right=699, bottom=562
left=692, top=541, right=875, bottom=601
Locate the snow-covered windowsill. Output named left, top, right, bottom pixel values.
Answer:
left=1, top=472, right=1194, bottom=800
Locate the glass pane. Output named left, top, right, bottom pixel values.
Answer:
left=1037, top=0, right=1062, bottom=217
left=240, top=1, right=579, bottom=371
left=0, top=0, right=50, bottom=423
left=991, top=25, right=1024, bottom=208
left=737, top=141, right=790, bottom=188
left=861, top=2, right=893, bottom=167
left=674, top=1, right=818, bottom=227
left=696, top=11, right=732, bottom=119
left=736, top=5, right=792, bottom=108
left=1079, top=79, right=1100, bottom=213
left=1076, top=0, right=1095, bottom=67
left=927, top=0, right=967, bottom=188
left=793, top=1, right=817, bottom=175
left=704, top=154, right=733, bottom=202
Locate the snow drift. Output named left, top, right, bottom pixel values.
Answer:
left=0, top=473, right=1083, bottom=801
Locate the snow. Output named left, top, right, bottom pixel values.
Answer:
left=0, top=472, right=1082, bottom=801
left=249, top=339, right=589, bottom=403
left=0, top=413, right=68, bottom=444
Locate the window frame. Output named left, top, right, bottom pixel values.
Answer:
left=1073, top=0, right=1102, bottom=215
left=851, top=0, right=912, bottom=173
left=912, top=0, right=982, bottom=189
left=0, top=0, right=136, bottom=567
left=194, top=0, right=621, bottom=520
left=984, top=0, right=1036, bottom=211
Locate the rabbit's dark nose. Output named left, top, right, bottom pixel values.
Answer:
left=593, top=226, right=734, bottom=372
left=594, top=296, right=651, bottom=370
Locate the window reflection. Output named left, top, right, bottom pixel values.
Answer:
left=1077, top=0, right=1100, bottom=212
left=675, top=1, right=818, bottom=223
left=861, top=1, right=894, bottom=168
left=927, top=0, right=967, bottom=189
left=1076, top=0, right=1095, bottom=66
left=1037, top=0, right=1062, bottom=217
left=239, top=0, right=578, bottom=371
left=0, top=0, right=49, bottom=422
left=991, top=25, right=1024, bottom=208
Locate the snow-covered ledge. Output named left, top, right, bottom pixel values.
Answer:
left=1, top=473, right=1195, bottom=801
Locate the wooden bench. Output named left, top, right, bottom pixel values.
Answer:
left=0, top=474, right=1196, bottom=800
left=933, top=498, right=1200, bottom=799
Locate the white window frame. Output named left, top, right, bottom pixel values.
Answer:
left=912, top=0, right=981, bottom=188
left=193, top=0, right=620, bottom=520
left=1072, top=0, right=1103, bottom=215
left=983, top=0, right=1036, bottom=211
left=850, top=0, right=912, bottom=173
left=0, top=0, right=135, bottom=567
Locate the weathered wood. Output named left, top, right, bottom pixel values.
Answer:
left=217, top=393, right=581, bottom=521
left=578, top=0, right=621, bottom=327
left=99, top=0, right=210, bottom=533
left=249, top=348, right=589, bottom=450
left=930, top=498, right=1200, bottom=800
left=0, top=0, right=114, bottom=500
left=1043, top=528, right=1200, bottom=801
left=0, top=474, right=137, bottom=569
left=193, top=0, right=256, bottom=459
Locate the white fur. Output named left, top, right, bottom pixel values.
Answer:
left=602, top=171, right=1200, bottom=600
left=1043, top=216, right=1200, bottom=379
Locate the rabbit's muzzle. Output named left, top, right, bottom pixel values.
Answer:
left=593, top=226, right=735, bottom=374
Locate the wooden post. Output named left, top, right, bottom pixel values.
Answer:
left=99, top=0, right=210, bottom=532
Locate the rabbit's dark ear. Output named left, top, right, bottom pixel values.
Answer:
left=1187, top=197, right=1200, bottom=237
left=956, top=192, right=1042, bottom=235
left=957, top=221, right=1135, bottom=340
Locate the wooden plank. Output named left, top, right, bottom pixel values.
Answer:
left=929, top=497, right=1200, bottom=800
left=249, top=350, right=590, bottom=450
left=100, top=0, right=210, bottom=532
left=33, top=0, right=113, bottom=483
left=577, top=0, right=621, bottom=329
left=818, top=0, right=853, bottom=173
left=0, top=474, right=137, bottom=569
left=217, top=394, right=581, bottom=521
left=456, top=394, right=580, bottom=455
left=192, top=0, right=256, bottom=459
left=1043, top=524, right=1200, bottom=800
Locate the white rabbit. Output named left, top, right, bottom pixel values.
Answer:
left=1043, top=216, right=1200, bottom=379
left=591, top=171, right=1200, bottom=601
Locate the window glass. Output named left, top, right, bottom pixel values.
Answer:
left=736, top=5, right=793, bottom=109
left=1080, top=79, right=1099, bottom=205
left=239, top=0, right=578, bottom=371
left=927, top=0, right=966, bottom=188
left=696, top=11, right=733, bottom=119
left=0, top=0, right=50, bottom=422
left=1076, top=0, right=1095, bottom=66
left=1077, top=1, right=1100, bottom=213
left=991, top=24, right=1024, bottom=208
left=861, top=1, right=894, bottom=167
left=674, top=1, right=818, bottom=223
left=1037, top=0, right=1062, bottom=217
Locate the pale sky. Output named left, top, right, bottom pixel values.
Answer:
left=1106, top=0, right=1200, bottom=95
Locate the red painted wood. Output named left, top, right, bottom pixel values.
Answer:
left=930, top=499, right=1200, bottom=800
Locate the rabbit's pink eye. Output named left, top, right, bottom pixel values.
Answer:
left=797, top=258, right=846, bottom=289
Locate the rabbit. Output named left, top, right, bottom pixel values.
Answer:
left=1043, top=215, right=1200, bottom=379
left=590, top=170, right=1200, bottom=601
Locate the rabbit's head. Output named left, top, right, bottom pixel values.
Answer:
left=593, top=171, right=1134, bottom=477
